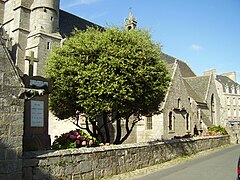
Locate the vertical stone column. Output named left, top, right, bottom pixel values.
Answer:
left=0, top=36, right=24, bottom=179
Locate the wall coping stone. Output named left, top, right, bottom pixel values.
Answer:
left=23, top=135, right=228, bottom=159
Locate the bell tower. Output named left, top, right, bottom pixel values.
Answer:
left=124, top=8, right=137, bottom=30
left=25, top=0, right=62, bottom=76
left=30, top=0, right=60, bottom=33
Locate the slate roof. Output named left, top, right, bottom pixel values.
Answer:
left=216, top=75, right=240, bottom=93
left=59, top=10, right=103, bottom=37
left=166, top=63, right=175, bottom=77
left=184, top=76, right=211, bottom=102
left=201, top=110, right=213, bottom=127
left=183, top=79, right=204, bottom=103
left=160, top=53, right=196, bottom=78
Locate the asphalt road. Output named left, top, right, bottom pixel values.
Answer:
left=134, top=145, right=240, bottom=180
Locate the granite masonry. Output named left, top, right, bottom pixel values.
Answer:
left=0, top=33, right=25, bottom=179
left=22, top=136, right=230, bottom=180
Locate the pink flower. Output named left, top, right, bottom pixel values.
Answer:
left=82, top=141, right=87, bottom=146
left=89, top=140, right=94, bottom=145
left=79, top=136, right=85, bottom=141
left=76, top=140, right=80, bottom=145
left=74, top=131, right=79, bottom=136
left=69, top=135, right=76, bottom=140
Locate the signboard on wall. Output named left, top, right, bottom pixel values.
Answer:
left=31, top=100, right=44, bottom=127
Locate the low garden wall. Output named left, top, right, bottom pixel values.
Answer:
left=22, top=135, right=230, bottom=180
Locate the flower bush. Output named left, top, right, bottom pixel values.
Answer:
left=208, top=125, right=228, bottom=136
left=52, top=129, right=99, bottom=150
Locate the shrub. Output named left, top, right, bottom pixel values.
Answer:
left=208, top=125, right=228, bottom=136
left=52, top=129, right=99, bottom=150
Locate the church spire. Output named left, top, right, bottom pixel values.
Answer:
left=124, top=8, right=137, bottom=30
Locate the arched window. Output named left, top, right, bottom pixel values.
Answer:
left=234, top=109, right=237, bottom=117
left=228, top=109, right=231, bottom=117
left=169, top=112, right=174, bottom=131
left=186, top=113, right=190, bottom=131
left=177, top=98, right=181, bottom=109
left=210, top=94, right=215, bottom=123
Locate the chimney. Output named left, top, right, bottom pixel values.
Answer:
left=220, top=72, right=237, bottom=82
left=203, top=69, right=216, bottom=78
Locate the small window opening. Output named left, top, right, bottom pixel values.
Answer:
left=47, top=42, right=51, bottom=50
left=146, top=116, right=152, bottom=130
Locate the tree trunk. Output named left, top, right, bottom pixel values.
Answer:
left=119, top=116, right=136, bottom=144
left=113, top=113, right=121, bottom=144
left=103, top=112, right=110, bottom=143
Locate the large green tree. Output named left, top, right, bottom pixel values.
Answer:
left=46, top=27, right=170, bottom=144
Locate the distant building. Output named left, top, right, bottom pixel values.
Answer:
left=204, top=70, right=240, bottom=125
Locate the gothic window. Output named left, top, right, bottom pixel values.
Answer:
left=210, top=94, right=215, bottom=123
left=169, top=111, right=174, bottom=131
left=146, top=116, right=152, bottom=130
left=186, top=113, right=190, bottom=131
left=177, top=98, right=181, bottom=109
left=51, top=16, right=54, bottom=21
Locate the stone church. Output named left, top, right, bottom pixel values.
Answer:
left=0, top=0, right=229, bottom=144
left=0, top=0, right=99, bottom=77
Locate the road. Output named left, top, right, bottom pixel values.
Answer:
left=134, top=145, right=240, bottom=180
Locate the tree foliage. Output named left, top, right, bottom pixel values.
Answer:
left=46, top=27, right=170, bottom=144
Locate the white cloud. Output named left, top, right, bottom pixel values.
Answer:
left=65, top=0, right=101, bottom=8
left=89, top=11, right=108, bottom=20
left=190, top=44, right=203, bottom=51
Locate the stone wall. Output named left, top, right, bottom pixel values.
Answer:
left=23, top=136, right=230, bottom=180
left=0, top=37, right=25, bottom=179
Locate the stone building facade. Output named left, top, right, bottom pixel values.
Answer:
left=203, top=69, right=240, bottom=142
left=0, top=32, right=24, bottom=179
left=135, top=54, right=221, bottom=142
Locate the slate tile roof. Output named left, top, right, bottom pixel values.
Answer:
left=216, top=75, right=240, bottom=93
left=160, top=53, right=196, bottom=78
left=201, top=110, right=213, bottom=127
left=59, top=10, right=103, bottom=37
left=183, top=79, right=204, bottom=103
left=184, top=76, right=210, bottom=102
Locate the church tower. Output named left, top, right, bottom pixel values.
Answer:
left=25, top=0, right=62, bottom=76
left=124, top=8, right=137, bottom=30
left=29, top=0, right=60, bottom=33
left=0, top=0, right=63, bottom=77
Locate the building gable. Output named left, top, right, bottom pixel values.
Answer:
left=161, top=53, right=196, bottom=78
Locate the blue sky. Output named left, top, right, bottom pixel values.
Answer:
left=60, top=0, right=240, bottom=82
